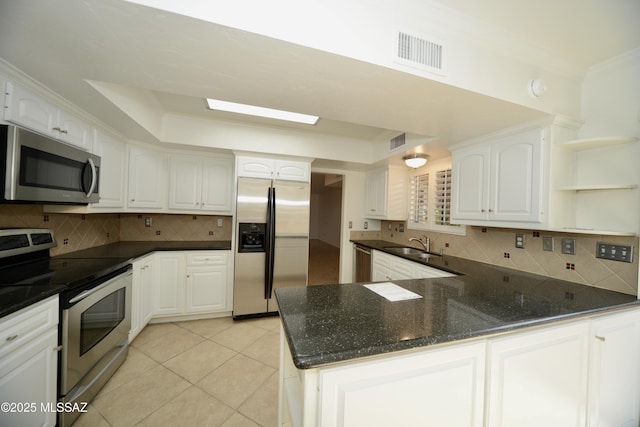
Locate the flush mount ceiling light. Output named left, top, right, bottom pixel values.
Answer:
left=403, top=153, right=429, bottom=168
left=527, top=79, right=547, bottom=98
left=205, top=98, right=319, bottom=125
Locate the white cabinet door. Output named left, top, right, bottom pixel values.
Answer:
left=452, top=144, right=491, bottom=221
left=201, top=158, right=233, bottom=212
left=56, top=109, right=92, bottom=150
left=153, top=253, right=184, bottom=316
left=4, top=82, right=92, bottom=150
left=128, top=146, right=166, bottom=209
left=319, top=341, right=486, bottom=427
left=92, top=130, right=126, bottom=209
left=274, top=159, right=310, bottom=182
left=0, top=329, right=58, bottom=427
left=237, top=156, right=275, bottom=179
left=131, top=257, right=155, bottom=342
left=169, top=156, right=202, bottom=210
left=364, top=166, right=408, bottom=220
left=4, top=82, right=58, bottom=139
left=588, top=309, right=640, bottom=427
left=489, top=130, right=543, bottom=223
left=364, top=169, right=387, bottom=217
left=415, top=263, right=455, bottom=278
left=237, top=155, right=310, bottom=182
left=185, top=265, right=228, bottom=313
left=485, top=322, right=589, bottom=427
left=0, top=296, right=58, bottom=427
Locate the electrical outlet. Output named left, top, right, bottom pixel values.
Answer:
left=217, top=218, right=223, bottom=227
left=144, top=217, right=152, bottom=227
left=543, top=236, right=554, bottom=252
left=561, top=238, right=576, bottom=255
left=364, top=221, right=368, bottom=230
left=596, top=242, right=634, bottom=263
left=348, top=221, right=353, bottom=229
left=515, top=234, right=525, bottom=249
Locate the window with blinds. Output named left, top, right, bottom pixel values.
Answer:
left=409, top=173, right=429, bottom=225
left=434, top=169, right=452, bottom=226
left=408, top=166, right=462, bottom=234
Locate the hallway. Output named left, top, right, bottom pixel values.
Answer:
left=307, top=239, right=340, bottom=285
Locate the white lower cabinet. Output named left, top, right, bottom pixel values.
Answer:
left=0, top=296, right=59, bottom=427
left=151, top=251, right=231, bottom=320
left=130, top=256, right=156, bottom=342
left=280, top=308, right=640, bottom=427
left=587, top=309, right=640, bottom=427
left=153, top=252, right=185, bottom=316
left=485, top=322, right=590, bottom=427
left=371, top=249, right=454, bottom=281
left=319, top=342, right=486, bottom=427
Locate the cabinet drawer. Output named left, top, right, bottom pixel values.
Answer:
left=186, top=251, right=228, bottom=266
left=0, top=296, right=58, bottom=359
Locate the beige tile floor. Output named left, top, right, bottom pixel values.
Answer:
left=74, top=316, right=282, bottom=427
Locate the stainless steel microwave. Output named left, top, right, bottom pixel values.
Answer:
left=1, top=125, right=100, bottom=204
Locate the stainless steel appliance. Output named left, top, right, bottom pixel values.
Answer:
left=59, top=266, right=131, bottom=427
left=0, top=229, right=131, bottom=427
left=0, top=124, right=100, bottom=204
left=234, top=177, right=310, bottom=318
left=354, top=244, right=372, bottom=282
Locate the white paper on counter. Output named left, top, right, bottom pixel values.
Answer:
left=363, top=282, right=423, bottom=302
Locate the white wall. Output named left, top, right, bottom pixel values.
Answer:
left=579, top=48, right=640, bottom=138
left=310, top=177, right=343, bottom=247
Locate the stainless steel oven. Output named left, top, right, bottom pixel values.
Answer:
left=0, top=124, right=100, bottom=204
left=59, top=266, right=131, bottom=427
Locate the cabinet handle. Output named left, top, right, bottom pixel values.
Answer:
left=53, top=127, right=61, bottom=132
left=595, top=335, right=606, bottom=342
left=6, top=334, right=18, bottom=342
left=481, top=209, right=486, bottom=213
left=53, top=345, right=63, bottom=352
left=488, top=209, right=494, bottom=213
left=60, top=129, right=68, bottom=134
left=130, top=199, right=135, bottom=202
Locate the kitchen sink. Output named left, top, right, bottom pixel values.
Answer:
left=383, top=246, right=439, bottom=259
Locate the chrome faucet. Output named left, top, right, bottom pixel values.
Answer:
left=409, top=236, right=430, bottom=252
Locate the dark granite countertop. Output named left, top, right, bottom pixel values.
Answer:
left=276, top=239, right=640, bottom=369
left=0, top=240, right=231, bottom=318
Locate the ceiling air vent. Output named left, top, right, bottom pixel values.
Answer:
left=397, top=32, right=444, bottom=72
left=390, top=133, right=406, bottom=151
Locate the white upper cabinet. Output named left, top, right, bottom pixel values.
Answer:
left=237, top=155, right=310, bottom=182
left=169, top=155, right=233, bottom=213
left=127, top=145, right=167, bottom=210
left=364, top=166, right=408, bottom=220
left=451, top=127, right=546, bottom=227
left=4, top=82, right=92, bottom=150
left=91, top=130, right=126, bottom=209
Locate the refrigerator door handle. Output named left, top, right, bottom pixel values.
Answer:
left=266, top=186, right=277, bottom=299
left=264, top=187, right=273, bottom=299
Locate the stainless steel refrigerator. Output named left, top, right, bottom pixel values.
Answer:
left=233, top=177, right=310, bottom=318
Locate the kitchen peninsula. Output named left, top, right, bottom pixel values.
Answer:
left=276, top=240, right=640, bottom=427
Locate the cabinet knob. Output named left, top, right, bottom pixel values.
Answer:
left=6, top=334, right=18, bottom=342
left=488, top=209, right=494, bottom=213
left=481, top=209, right=486, bottom=213
left=53, top=126, right=61, bottom=132
left=595, top=335, right=606, bottom=342
left=60, top=129, right=68, bottom=134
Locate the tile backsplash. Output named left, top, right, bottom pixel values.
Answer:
left=0, top=205, right=232, bottom=256
left=352, top=222, right=639, bottom=296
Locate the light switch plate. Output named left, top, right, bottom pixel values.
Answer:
left=515, top=234, right=524, bottom=249
left=561, top=238, right=576, bottom=255
left=543, top=236, right=554, bottom=252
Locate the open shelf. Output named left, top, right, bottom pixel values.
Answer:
left=547, top=227, right=637, bottom=237
left=556, top=136, right=638, bottom=151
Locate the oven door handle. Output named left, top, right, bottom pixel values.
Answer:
left=69, top=271, right=131, bottom=304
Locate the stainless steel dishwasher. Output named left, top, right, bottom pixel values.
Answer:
left=354, top=244, right=372, bottom=282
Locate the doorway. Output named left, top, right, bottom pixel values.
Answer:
left=308, top=173, right=343, bottom=285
